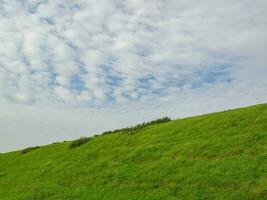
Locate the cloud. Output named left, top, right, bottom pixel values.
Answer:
left=0, top=0, right=266, bottom=151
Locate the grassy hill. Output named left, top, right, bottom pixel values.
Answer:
left=0, top=104, right=267, bottom=200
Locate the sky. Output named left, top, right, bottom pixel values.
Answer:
left=0, top=0, right=267, bottom=152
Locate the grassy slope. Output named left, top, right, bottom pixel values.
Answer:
left=0, top=104, right=267, bottom=200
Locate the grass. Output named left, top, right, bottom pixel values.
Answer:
left=0, top=103, right=267, bottom=199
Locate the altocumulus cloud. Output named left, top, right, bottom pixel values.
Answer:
left=0, top=0, right=267, bottom=152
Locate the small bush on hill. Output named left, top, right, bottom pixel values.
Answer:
left=102, top=116, right=171, bottom=135
left=69, top=137, right=91, bottom=148
left=21, top=146, right=40, bottom=154
left=0, top=171, right=6, bottom=177
left=68, top=117, right=171, bottom=149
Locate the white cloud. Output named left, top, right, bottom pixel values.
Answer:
left=0, top=0, right=266, bottom=151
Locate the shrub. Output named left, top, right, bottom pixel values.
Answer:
left=69, top=137, right=91, bottom=149
left=21, top=146, right=40, bottom=154
left=70, top=117, right=171, bottom=149
left=102, top=116, right=171, bottom=135
left=0, top=171, right=6, bottom=177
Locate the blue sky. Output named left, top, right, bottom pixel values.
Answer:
left=0, top=0, right=267, bottom=152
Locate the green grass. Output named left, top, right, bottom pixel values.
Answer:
left=0, top=103, right=267, bottom=200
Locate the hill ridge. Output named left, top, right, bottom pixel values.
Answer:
left=0, top=103, right=266, bottom=199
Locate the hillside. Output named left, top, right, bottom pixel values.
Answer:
left=0, top=104, right=267, bottom=200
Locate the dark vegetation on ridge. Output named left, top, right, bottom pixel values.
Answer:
left=21, top=146, right=40, bottom=154
left=70, top=116, right=171, bottom=148
left=102, top=116, right=171, bottom=135
left=69, top=137, right=92, bottom=149
left=0, top=104, right=266, bottom=200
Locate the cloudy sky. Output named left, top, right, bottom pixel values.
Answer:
left=0, top=0, right=266, bottom=152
